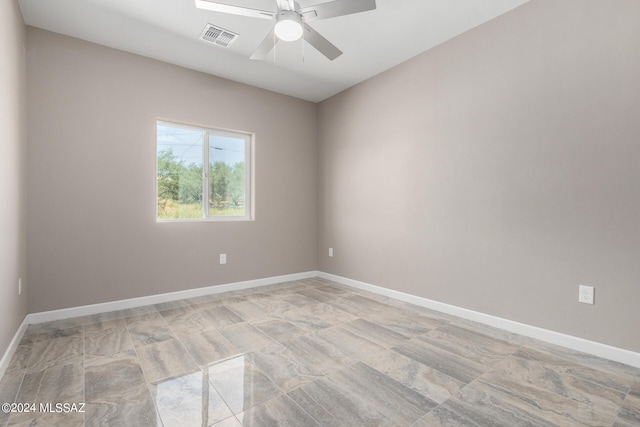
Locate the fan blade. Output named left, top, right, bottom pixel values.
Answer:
left=276, top=0, right=295, bottom=11
left=194, top=0, right=275, bottom=20
left=300, top=0, right=376, bottom=22
left=250, top=28, right=279, bottom=60
left=303, top=23, right=342, bottom=60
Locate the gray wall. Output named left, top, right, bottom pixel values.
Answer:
left=0, top=0, right=28, bottom=357
left=318, top=0, right=640, bottom=352
left=26, top=29, right=318, bottom=313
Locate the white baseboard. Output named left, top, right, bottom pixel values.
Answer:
left=0, top=316, right=29, bottom=380
left=318, top=272, right=640, bottom=369
left=27, top=271, right=317, bottom=325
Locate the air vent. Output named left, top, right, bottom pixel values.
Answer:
left=200, top=24, right=239, bottom=48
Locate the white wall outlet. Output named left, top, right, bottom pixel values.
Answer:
left=579, top=285, right=594, bottom=304
left=18, top=278, right=22, bottom=296
left=219, top=254, right=227, bottom=265
left=329, top=248, right=333, bottom=257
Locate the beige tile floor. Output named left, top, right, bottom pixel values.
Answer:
left=1, top=278, right=639, bottom=426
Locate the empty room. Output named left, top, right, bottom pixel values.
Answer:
left=1, top=0, right=639, bottom=425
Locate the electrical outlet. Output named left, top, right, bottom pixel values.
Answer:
left=579, top=285, right=594, bottom=304
left=219, top=254, right=227, bottom=265
left=328, top=248, right=333, bottom=257
left=18, top=278, right=22, bottom=296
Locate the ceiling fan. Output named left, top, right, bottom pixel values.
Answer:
left=194, top=0, right=377, bottom=60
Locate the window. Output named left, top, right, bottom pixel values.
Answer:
left=156, top=121, right=252, bottom=221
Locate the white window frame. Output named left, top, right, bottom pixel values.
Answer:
left=156, top=120, right=254, bottom=222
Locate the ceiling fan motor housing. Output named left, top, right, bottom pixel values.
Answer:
left=274, top=10, right=304, bottom=41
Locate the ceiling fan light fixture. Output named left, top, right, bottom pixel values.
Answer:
left=274, top=11, right=303, bottom=41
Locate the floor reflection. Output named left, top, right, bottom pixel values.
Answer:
left=151, top=353, right=278, bottom=426
left=207, top=353, right=280, bottom=414
left=151, top=358, right=236, bottom=426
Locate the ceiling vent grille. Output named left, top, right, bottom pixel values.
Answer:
left=200, top=24, right=239, bottom=48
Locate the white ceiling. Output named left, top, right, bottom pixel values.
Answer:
left=18, top=0, right=529, bottom=102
